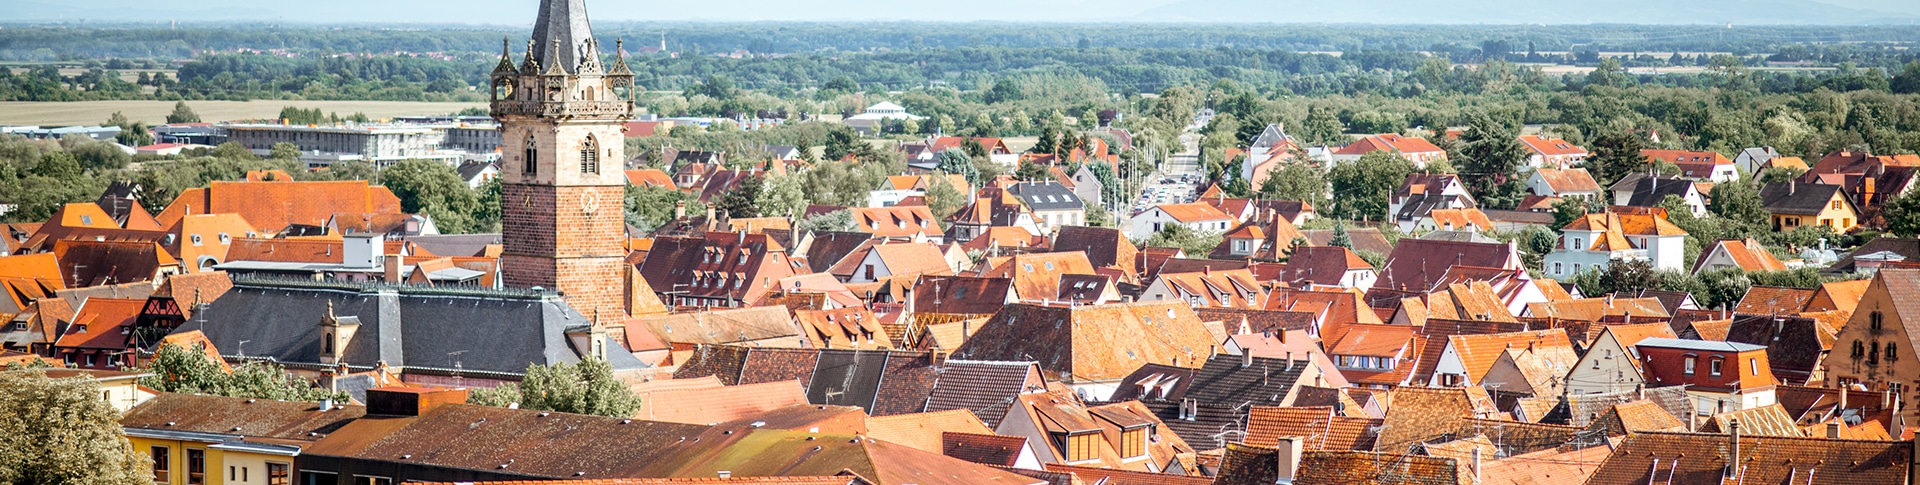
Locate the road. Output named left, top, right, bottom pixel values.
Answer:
left=1122, top=133, right=1204, bottom=222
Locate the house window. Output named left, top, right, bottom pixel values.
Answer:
left=1553, top=262, right=1563, bottom=275
left=1871, top=311, right=1884, bottom=331
left=1063, top=432, right=1100, bottom=462
left=1573, top=263, right=1582, bottom=273
left=1120, top=428, right=1149, bottom=458
left=863, top=265, right=875, bottom=281
left=186, top=449, right=205, bottom=485
left=1853, top=340, right=1867, bottom=358
left=267, top=464, right=289, bottom=485
left=218, top=233, right=230, bottom=244
left=1683, top=356, right=1696, bottom=375
left=1750, top=358, right=1759, bottom=375
left=579, top=136, right=600, bottom=174
left=353, top=476, right=391, bottom=485
left=152, top=446, right=170, bottom=483
left=1573, top=237, right=1583, bottom=249
left=522, top=135, right=538, bottom=175
left=1709, top=359, right=1722, bottom=377
left=1833, top=200, right=1842, bottom=210
left=1888, top=343, right=1899, bottom=362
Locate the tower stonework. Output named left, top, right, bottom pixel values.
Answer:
left=490, top=0, right=633, bottom=321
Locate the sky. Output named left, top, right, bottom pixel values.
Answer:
left=13, top=0, right=1920, bottom=24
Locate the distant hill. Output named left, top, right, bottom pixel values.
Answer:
left=1135, top=0, right=1917, bottom=25
left=9, top=0, right=1917, bottom=25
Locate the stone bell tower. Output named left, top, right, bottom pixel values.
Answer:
left=489, top=0, right=633, bottom=321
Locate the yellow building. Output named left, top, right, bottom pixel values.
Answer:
left=121, top=393, right=366, bottom=485
left=1760, top=182, right=1858, bottom=233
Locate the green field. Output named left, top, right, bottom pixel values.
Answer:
left=0, top=100, right=488, bottom=126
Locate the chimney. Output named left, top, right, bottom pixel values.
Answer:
left=674, top=201, right=686, bottom=219
left=365, top=387, right=469, bottom=416
left=1274, top=435, right=1303, bottom=484
left=1726, top=418, right=1742, bottom=480
left=1840, top=385, right=1849, bottom=411
left=1826, top=421, right=1842, bottom=439
left=1242, top=349, right=1253, bottom=368
left=1471, top=447, right=1483, bottom=484
left=383, top=254, right=403, bottom=283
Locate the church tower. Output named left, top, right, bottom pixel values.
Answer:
left=490, top=0, right=633, bottom=320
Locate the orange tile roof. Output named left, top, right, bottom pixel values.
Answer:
left=849, top=206, right=942, bottom=238
left=1445, top=330, right=1573, bottom=384
left=1328, top=324, right=1416, bottom=357
left=1246, top=406, right=1381, bottom=451
left=54, top=297, right=145, bottom=351
left=1734, top=285, right=1817, bottom=315
left=794, top=307, right=892, bottom=350
left=1808, top=279, right=1870, bottom=313
left=1475, top=442, right=1610, bottom=485
left=157, top=179, right=404, bottom=232
left=865, top=409, right=995, bottom=453
left=1589, top=399, right=1687, bottom=436
left=1152, top=202, right=1233, bottom=223
left=1640, top=149, right=1730, bottom=165
left=1517, top=135, right=1589, bottom=157
left=1532, top=168, right=1601, bottom=193
left=625, top=168, right=675, bottom=188
left=1426, top=208, right=1493, bottom=231
left=979, top=252, right=1095, bottom=301
left=629, top=377, right=810, bottom=425
left=1694, top=237, right=1787, bottom=273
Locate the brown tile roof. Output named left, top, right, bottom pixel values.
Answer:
left=953, top=301, right=1216, bottom=382
left=52, top=239, right=177, bottom=287
left=1245, top=406, right=1381, bottom=451
left=865, top=409, right=995, bottom=453
left=848, top=206, right=943, bottom=239
left=1296, top=451, right=1457, bottom=485
left=1376, top=239, right=1517, bottom=293
left=1211, top=443, right=1281, bottom=485
left=1050, top=226, right=1139, bottom=276
left=1734, top=285, right=1817, bottom=315
left=120, top=392, right=366, bottom=441
left=795, top=307, right=893, bottom=350
left=1586, top=400, right=1687, bottom=436
left=1524, top=297, right=1670, bottom=322
left=1375, top=387, right=1479, bottom=452
left=421, top=478, right=867, bottom=485
left=223, top=237, right=342, bottom=264
left=53, top=296, right=144, bottom=351
left=941, top=431, right=1029, bottom=467
left=1040, top=464, right=1212, bottom=485
left=1585, top=431, right=1911, bottom=485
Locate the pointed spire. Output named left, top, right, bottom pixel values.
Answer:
left=543, top=39, right=569, bottom=76
left=529, top=0, right=598, bottom=75
left=608, top=38, right=633, bottom=76
left=520, top=38, right=541, bottom=74
left=492, top=37, right=517, bottom=74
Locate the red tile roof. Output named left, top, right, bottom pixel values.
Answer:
left=1518, top=135, right=1588, bottom=157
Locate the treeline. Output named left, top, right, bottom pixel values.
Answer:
left=10, top=23, right=1920, bottom=60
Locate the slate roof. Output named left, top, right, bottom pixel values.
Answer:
left=1006, top=181, right=1085, bottom=211
left=1540, top=386, right=1694, bottom=429
left=922, top=360, right=1040, bottom=427
left=176, top=278, right=642, bottom=376
left=1584, top=431, right=1910, bottom=485
left=404, top=234, right=502, bottom=258
left=1762, top=181, right=1849, bottom=216
left=1609, top=173, right=1696, bottom=208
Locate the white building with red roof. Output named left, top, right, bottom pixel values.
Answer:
left=1329, top=133, right=1447, bottom=168
left=1518, top=135, right=1588, bottom=169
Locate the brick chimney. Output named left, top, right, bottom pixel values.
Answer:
left=365, top=387, right=469, bottom=417
left=1274, top=435, right=1303, bottom=483
left=383, top=254, right=403, bottom=283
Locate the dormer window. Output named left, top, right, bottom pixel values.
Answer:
left=1709, top=358, right=1722, bottom=377
left=217, top=233, right=230, bottom=244
left=190, top=234, right=203, bottom=246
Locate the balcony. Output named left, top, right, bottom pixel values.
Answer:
left=490, top=100, right=632, bottom=119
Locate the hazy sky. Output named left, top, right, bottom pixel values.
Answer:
left=14, top=0, right=1920, bottom=24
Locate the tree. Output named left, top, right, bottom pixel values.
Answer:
left=1454, top=112, right=1530, bottom=209
left=1015, top=160, right=1051, bottom=181
left=626, top=185, right=702, bottom=231
left=1032, top=126, right=1058, bottom=154
left=269, top=142, right=301, bottom=160
left=1144, top=224, right=1222, bottom=257
left=464, top=358, right=640, bottom=418
left=1889, top=61, right=1920, bottom=95
left=32, top=151, right=82, bottom=179
left=1585, top=130, right=1649, bottom=187
left=796, top=209, right=857, bottom=233
left=1329, top=221, right=1353, bottom=248
left=936, top=149, right=979, bottom=187
left=924, top=172, right=966, bottom=223
left=1551, top=196, right=1605, bottom=229
left=755, top=171, right=809, bottom=219
left=1328, top=151, right=1416, bottom=221
left=1707, top=180, right=1765, bottom=222
left=380, top=159, right=482, bottom=233
left=1300, top=105, right=1346, bottom=145
left=0, top=370, right=151, bottom=485
left=1257, top=162, right=1326, bottom=203
left=1885, top=187, right=1920, bottom=237
left=138, top=342, right=346, bottom=402
left=823, top=125, right=862, bottom=161
left=716, top=174, right=762, bottom=219
left=166, top=101, right=201, bottom=123
left=1571, top=258, right=1662, bottom=297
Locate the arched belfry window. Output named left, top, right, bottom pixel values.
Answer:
left=580, top=136, right=600, bottom=174
left=523, top=135, right=538, bottom=175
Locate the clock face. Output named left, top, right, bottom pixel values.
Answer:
left=581, top=191, right=601, bottom=214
